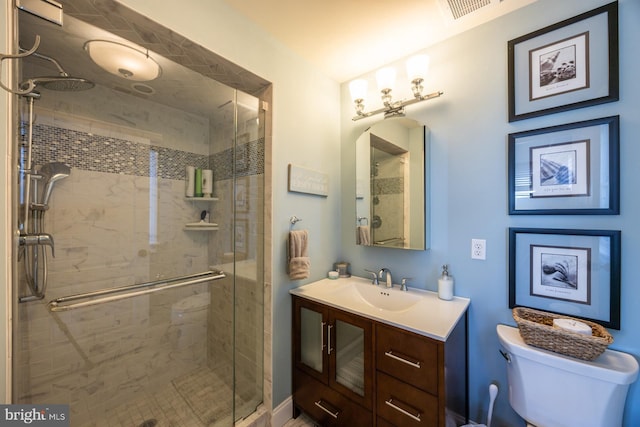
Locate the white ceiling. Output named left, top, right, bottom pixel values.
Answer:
left=222, top=0, right=537, bottom=82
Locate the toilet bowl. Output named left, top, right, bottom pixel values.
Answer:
left=497, top=324, right=638, bottom=427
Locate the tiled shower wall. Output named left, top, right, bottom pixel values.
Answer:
left=16, top=84, right=264, bottom=423
left=371, top=154, right=404, bottom=246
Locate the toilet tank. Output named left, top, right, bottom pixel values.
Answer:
left=497, top=324, right=638, bottom=427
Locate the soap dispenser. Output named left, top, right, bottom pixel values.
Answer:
left=438, top=264, right=454, bottom=300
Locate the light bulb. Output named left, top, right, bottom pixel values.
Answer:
left=376, top=67, right=396, bottom=92
left=406, top=54, right=430, bottom=83
left=349, top=79, right=367, bottom=102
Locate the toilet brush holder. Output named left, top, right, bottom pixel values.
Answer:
left=460, top=383, right=498, bottom=427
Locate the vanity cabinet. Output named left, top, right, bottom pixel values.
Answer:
left=292, top=296, right=374, bottom=424
left=292, top=295, right=468, bottom=427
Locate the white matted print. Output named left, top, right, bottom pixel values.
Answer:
left=530, top=244, right=590, bottom=304
left=530, top=32, right=589, bottom=101
left=530, top=139, right=589, bottom=198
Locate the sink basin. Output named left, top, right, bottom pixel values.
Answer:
left=340, top=281, right=422, bottom=312
left=290, top=276, right=470, bottom=341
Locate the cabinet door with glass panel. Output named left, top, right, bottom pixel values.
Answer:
left=293, top=297, right=373, bottom=410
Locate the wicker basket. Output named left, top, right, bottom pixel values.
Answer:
left=512, top=307, right=613, bottom=361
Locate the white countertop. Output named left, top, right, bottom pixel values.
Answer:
left=290, top=276, right=470, bottom=342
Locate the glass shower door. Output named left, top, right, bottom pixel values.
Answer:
left=13, top=8, right=265, bottom=425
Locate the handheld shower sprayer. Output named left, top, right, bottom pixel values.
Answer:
left=38, top=162, right=70, bottom=206
left=19, top=162, right=70, bottom=302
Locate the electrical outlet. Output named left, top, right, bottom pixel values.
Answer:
left=471, top=239, right=486, bottom=260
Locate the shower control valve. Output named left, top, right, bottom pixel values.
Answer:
left=19, top=233, right=55, bottom=257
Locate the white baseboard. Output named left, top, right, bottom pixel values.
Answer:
left=271, top=396, right=293, bottom=427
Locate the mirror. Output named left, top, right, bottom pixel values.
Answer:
left=355, top=117, right=428, bottom=250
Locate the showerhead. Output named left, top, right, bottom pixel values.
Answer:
left=21, top=76, right=95, bottom=92
left=38, top=162, right=70, bottom=206
left=19, top=50, right=95, bottom=93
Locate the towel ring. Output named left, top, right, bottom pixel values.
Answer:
left=357, top=216, right=368, bottom=225
left=290, top=216, right=302, bottom=226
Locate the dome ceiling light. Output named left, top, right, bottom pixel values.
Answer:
left=84, top=40, right=161, bottom=82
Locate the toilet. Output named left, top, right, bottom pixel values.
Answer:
left=497, top=324, right=638, bottom=427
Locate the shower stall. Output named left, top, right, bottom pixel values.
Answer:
left=8, top=2, right=267, bottom=426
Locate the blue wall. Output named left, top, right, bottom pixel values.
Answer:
left=340, top=0, right=640, bottom=425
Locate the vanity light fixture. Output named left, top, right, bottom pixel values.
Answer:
left=84, top=40, right=161, bottom=82
left=349, top=54, right=443, bottom=121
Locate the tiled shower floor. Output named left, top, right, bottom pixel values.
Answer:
left=87, top=367, right=252, bottom=427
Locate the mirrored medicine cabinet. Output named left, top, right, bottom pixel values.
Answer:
left=355, top=117, right=429, bottom=250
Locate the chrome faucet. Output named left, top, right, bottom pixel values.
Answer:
left=378, top=268, right=393, bottom=288
left=364, top=269, right=379, bottom=285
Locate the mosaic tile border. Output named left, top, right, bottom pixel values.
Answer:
left=29, top=124, right=264, bottom=180
left=372, top=177, right=404, bottom=195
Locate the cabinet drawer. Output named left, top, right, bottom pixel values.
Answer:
left=294, top=368, right=372, bottom=426
left=377, top=371, right=438, bottom=427
left=376, top=323, right=439, bottom=394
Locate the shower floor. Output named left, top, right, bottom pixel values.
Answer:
left=85, top=366, right=255, bottom=427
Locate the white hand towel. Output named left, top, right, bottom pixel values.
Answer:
left=357, top=225, right=370, bottom=246
left=288, top=230, right=310, bottom=280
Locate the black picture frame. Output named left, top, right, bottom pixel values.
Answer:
left=508, top=2, right=618, bottom=122
left=508, top=116, right=619, bottom=215
left=509, top=227, right=621, bottom=329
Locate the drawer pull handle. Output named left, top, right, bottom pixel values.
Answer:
left=314, top=400, right=339, bottom=419
left=385, top=398, right=421, bottom=422
left=384, top=350, right=421, bottom=369
left=321, top=321, right=326, bottom=353
left=327, top=324, right=334, bottom=355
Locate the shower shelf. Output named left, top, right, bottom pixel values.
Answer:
left=184, top=222, right=219, bottom=231
left=185, top=196, right=219, bottom=201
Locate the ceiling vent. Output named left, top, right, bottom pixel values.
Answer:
left=439, top=0, right=499, bottom=20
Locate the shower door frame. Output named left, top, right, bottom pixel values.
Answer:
left=6, top=1, right=273, bottom=423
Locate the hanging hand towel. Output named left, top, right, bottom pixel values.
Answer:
left=288, top=229, right=310, bottom=280
left=356, top=225, right=370, bottom=246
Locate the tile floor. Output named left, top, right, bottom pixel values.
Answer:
left=282, top=413, right=316, bottom=427
left=83, top=367, right=259, bottom=427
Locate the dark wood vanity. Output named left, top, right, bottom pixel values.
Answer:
left=292, top=291, right=468, bottom=426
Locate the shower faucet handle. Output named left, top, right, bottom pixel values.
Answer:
left=19, top=233, right=55, bottom=257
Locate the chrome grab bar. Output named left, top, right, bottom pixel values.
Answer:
left=48, top=270, right=225, bottom=312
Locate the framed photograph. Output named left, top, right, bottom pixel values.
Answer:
left=509, top=228, right=621, bottom=329
left=508, top=2, right=618, bottom=122
left=508, top=116, right=619, bottom=215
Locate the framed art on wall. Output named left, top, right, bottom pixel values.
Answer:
left=508, top=116, right=619, bottom=215
left=509, top=228, right=621, bottom=329
left=508, top=2, right=618, bottom=122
